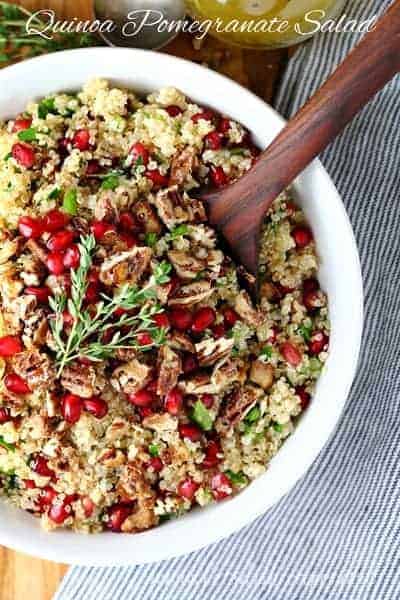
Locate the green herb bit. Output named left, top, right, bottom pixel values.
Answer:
left=191, top=400, right=213, bottom=432
left=3, top=152, right=12, bottom=161
left=272, top=422, right=283, bottom=433
left=148, top=444, right=159, bottom=457
left=167, top=224, right=188, bottom=241
left=225, top=470, right=248, bottom=485
left=298, top=323, right=312, bottom=342
left=62, top=188, right=78, bottom=215
left=101, top=173, right=120, bottom=191
left=0, top=436, right=15, bottom=452
left=244, top=406, right=261, bottom=424
left=260, top=345, right=273, bottom=360
left=38, top=97, right=57, bottom=119
left=48, top=187, right=61, bottom=200
left=145, top=232, right=158, bottom=248
left=17, top=127, right=37, bottom=142
left=230, top=148, right=246, bottom=156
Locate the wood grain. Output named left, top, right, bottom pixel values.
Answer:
left=0, top=1, right=290, bottom=599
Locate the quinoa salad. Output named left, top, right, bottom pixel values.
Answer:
left=0, top=79, right=330, bottom=533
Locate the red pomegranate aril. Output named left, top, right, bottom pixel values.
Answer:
left=62, top=310, right=74, bottom=327
left=85, top=282, right=100, bottom=304
left=49, top=500, right=72, bottom=524
left=179, top=423, right=202, bottom=442
left=120, top=232, right=138, bottom=249
left=0, top=407, right=11, bottom=424
left=106, top=503, right=133, bottom=532
left=30, top=455, right=55, bottom=479
left=25, top=286, right=51, bottom=303
left=83, top=397, right=108, bottom=419
left=211, top=472, right=233, bottom=500
left=192, top=307, right=216, bottom=333
left=63, top=245, right=80, bottom=269
left=166, top=105, right=182, bottom=117
left=146, top=169, right=169, bottom=187
left=39, top=486, right=57, bottom=507
left=139, top=406, right=153, bottom=419
left=137, top=332, right=153, bottom=346
left=90, top=220, right=116, bottom=240
left=165, top=388, right=183, bottom=415
left=18, top=216, right=43, bottom=239
left=303, top=278, right=319, bottom=293
left=212, top=324, right=225, bottom=339
left=280, top=341, right=302, bottom=367
left=12, top=117, right=32, bottom=132
left=73, top=129, right=90, bottom=151
left=169, top=308, right=193, bottom=331
left=82, top=496, right=95, bottom=518
left=296, top=386, right=311, bottom=411
left=177, top=478, right=199, bottom=500
left=4, top=373, right=30, bottom=395
left=309, top=331, right=329, bottom=356
left=202, top=440, right=221, bottom=468
left=205, top=131, right=223, bottom=150
left=210, top=165, right=228, bottom=187
left=130, top=142, right=149, bottom=166
left=47, top=230, right=75, bottom=252
left=218, top=118, right=231, bottom=134
left=61, top=393, right=83, bottom=424
left=148, top=457, right=163, bottom=472
left=268, top=327, right=279, bottom=344
left=119, top=211, right=140, bottom=233
left=0, top=335, right=23, bottom=357
left=292, top=225, right=313, bottom=248
left=42, top=209, right=69, bottom=233
left=303, top=289, right=321, bottom=311
left=153, top=313, right=170, bottom=328
left=182, top=354, right=198, bottom=374
left=12, top=142, right=36, bottom=168
left=201, top=394, right=214, bottom=409
left=86, top=159, right=101, bottom=175
left=191, top=110, right=214, bottom=123
left=23, top=479, right=36, bottom=489
left=129, top=389, right=155, bottom=408
left=146, top=380, right=158, bottom=394
left=223, top=307, right=238, bottom=328
left=46, top=252, right=65, bottom=275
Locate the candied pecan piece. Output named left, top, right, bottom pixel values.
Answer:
left=234, top=291, right=264, bottom=327
left=195, top=337, right=234, bottom=367
left=167, top=250, right=205, bottom=280
left=179, top=373, right=218, bottom=395
left=12, top=349, right=55, bottom=391
left=134, top=200, right=162, bottom=234
left=157, top=346, right=182, bottom=397
left=168, top=280, right=213, bottom=307
left=99, top=246, right=152, bottom=286
left=211, top=358, right=247, bottom=392
left=118, top=463, right=158, bottom=532
left=168, top=332, right=195, bottom=354
left=61, top=362, right=106, bottom=398
left=169, top=147, right=197, bottom=186
left=23, top=308, right=48, bottom=348
left=249, top=360, right=274, bottom=390
left=153, top=188, right=206, bottom=229
left=216, top=385, right=261, bottom=434
left=111, top=359, right=152, bottom=395
left=25, top=239, right=47, bottom=264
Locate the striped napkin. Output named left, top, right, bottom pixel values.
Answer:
left=56, top=0, right=400, bottom=597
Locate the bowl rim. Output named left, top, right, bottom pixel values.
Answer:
left=0, top=47, right=364, bottom=566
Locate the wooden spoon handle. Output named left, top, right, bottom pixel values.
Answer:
left=207, top=0, right=400, bottom=272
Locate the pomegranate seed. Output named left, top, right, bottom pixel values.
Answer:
left=73, top=129, right=90, bottom=151
left=166, top=105, right=182, bottom=117
left=30, top=455, right=55, bottom=478
left=130, top=142, right=149, bottom=166
left=165, top=388, right=183, bottom=415
left=212, top=324, right=225, bottom=339
left=61, top=393, right=83, bottom=424
left=192, top=307, right=216, bottom=333
left=12, top=117, right=32, bottom=132
left=145, top=169, right=169, bottom=188
left=210, top=165, right=228, bottom=187
left=303, top=289, right=321, bottom=311
left=179, top=423, right=202, bottom=442
left=153, top=313, right=170, bottom=328
left=82, top=496, right=95, bottom=517
left=296, top=386, right=311, bottom=410
left=120, top=232, right=138, bottom=248
left=0, top=407, right=11, bottom=424
left=128, top=390, right=155, bottom=407
left=211, top=472, right=232, bottom=500
left=47, top=230, right=75, bottom=252
left=201, top=394, right=214, bottom=409
left=0, top=335, right=23, bottom=357
left=23, top=479, right=36, bottom=489
left=163, top=275, right=180, bottom=298
left=18, top=216, right=43, bottom=239
left=205, top=131, right=223, bottom=150
left=88, top=269, right=100, bottom=283
left=83, top=396, right=108, bottom=419
left=177, top=478, right=199, bottom=500
left=148, top=457, right=163, bottom=472
left=12, top=143, right=36, bottom=168
left=292, top=226, right=313, bottom=248
left=62, top=310, right=74, bottom=326
left=85, top=282, right=100, bottom=304
left=218, top=118, right=231, bottom=134
left=63, top=245, right=80, bottom=269
left=169, top=308, right=193, bottom=331
left=49, top=500, right=72, bottom=524
left=303, top=278, right=319, bottom=293
left=268, top=327, right=279, bottom=344
left=119, top=211, right=140, bottom=233
left=106, top=503, right=133, bottom=532
left=90, top=220, right=116, bottom=240
left=42, top=209, right=69, bottom=233
left=25, top=286, right=51, bottom=303
left=223, top=307, right=238, bottom=328
left=4, top=373, right=30, bottom=395
left=146, top=380, right=158, bottom=394
left=202, top=440, right=221, bottom=468
left=191, top=110, right=214, bottom=123
left=182, top=354, right=198, bottom=374
left=86, top=159, right=101, bottom=175
left=137, top=332, right=153, bottom=346
left=38, top=486, right=57, bottom=507
left=139, top=406, right=153, bottom=419
left=280, top=341, right=302, bottom=367
left=309, top=331, right=329, bottom=355
left=46, top=251, right=65, bottom=275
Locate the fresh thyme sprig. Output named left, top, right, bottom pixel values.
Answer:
left=49, top=234, right=172, bottom=376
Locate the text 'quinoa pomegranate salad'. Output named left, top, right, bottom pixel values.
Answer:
left=0, top=80, right=329, bottom=533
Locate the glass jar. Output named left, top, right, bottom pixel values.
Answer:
left=186, top=0, right=347, bottom=49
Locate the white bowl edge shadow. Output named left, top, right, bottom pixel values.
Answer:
left=0, top=48, right=364, bottom=566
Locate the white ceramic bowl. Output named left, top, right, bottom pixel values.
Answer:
left=0, top=48, right=363, bottom=566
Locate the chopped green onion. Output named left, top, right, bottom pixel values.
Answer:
left=272, top=422, right=283, bottom=433
left=168, top=224, right=188, bottom=240
left=38, top=97, right=57, bottom=119
left=148, top=443, right=159, bottom=457
left=101, top=174, right=120, bottom=191
left=260, top=345, right=273, bottom=359
left=48, top=187, right=61, bottom=200
left=63, top=188, right=78, bottom=215
left=298, top=323, right=312, bottom=341
left=0, top=436, right=15, bottom=452
left=191, top=400, right=213, bottom=432
left=244, top=406, right=261, bottom=424
left=145, top=232, right=158, bottom=248
left=225, top=470, right=248, bottom=485
left=18, top=127, right=37, bottom=142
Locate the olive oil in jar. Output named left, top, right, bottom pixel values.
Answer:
left=186, top=0, right=347, bottom=48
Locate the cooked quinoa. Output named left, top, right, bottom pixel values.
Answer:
left=0, top=80, right=329, bottom=533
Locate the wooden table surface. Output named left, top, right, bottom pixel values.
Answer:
left=0, top=2, right=291, bottom=598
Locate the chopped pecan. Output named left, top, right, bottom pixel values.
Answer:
left=71, top=217, right=90, bottom=236
left=168, top=280, right=213, bottom=307
left=61, top=362, right=106, bottom=398
left=134, top=200, right=162, bottom=234
left=249, top=360, right=274, bottom=390
left=157, top=346, right=182, bottom=397
left=179, top=373, right=218, bottom=395
left=211, top=358, right=247, bottom=392
left=142, top=412, right=177, bottom=432
left=12, top=349, right=55, bottom=391
left=167, top=250, right=205, bottom=280
left=94, top=196, right=117, bottom=222
left=234, top=291, right=264, bottom=327
left=19, top=253, right=45, bottom=287
left=111, top=359, right=151, bottom=395
left=216, top=385, right=262, bottom=434
left=99, top=246, right=152, bottom=286
left=25, top=239, right=47, bottom=264
left=119, top=463, right=157, bottom=532
left=195, top=337, right=234, bottom=367
left=154, top=188, right=206, bottom=229
left=169, top=147, right=197, bottom=186
left=23, top=308, right=48, bottom=348
left=168, top=332, right=195, bottom=354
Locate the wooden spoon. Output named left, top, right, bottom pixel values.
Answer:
left=204, top=0, right=400, bottom=277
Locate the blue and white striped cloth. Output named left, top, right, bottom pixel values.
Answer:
left=56, top=0, right=400, bottom=598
